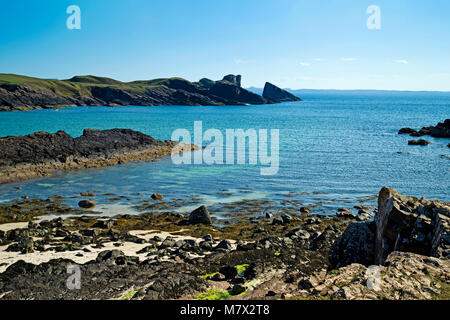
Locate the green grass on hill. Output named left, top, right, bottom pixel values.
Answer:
left=0, top=73, right=193, bottom=97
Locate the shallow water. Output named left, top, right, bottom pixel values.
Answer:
left=0, top=91, right=449, bottom=215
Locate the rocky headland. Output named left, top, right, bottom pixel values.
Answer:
left=0, top=74, right=301, bottom=111
left=0, top=187, right=448, bottom=300
left=0, top=128, right=197, bottom=184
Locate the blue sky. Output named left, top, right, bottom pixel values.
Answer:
left=0, top=0, right=449, bottom=91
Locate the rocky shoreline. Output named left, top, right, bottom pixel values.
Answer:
left=0, top=74, right=301, bottom=111
left=0, top=187, right=448, bottom=300
left=0, top=128, right=197, bottom=184
left=399, top=119, right=450, bottom=139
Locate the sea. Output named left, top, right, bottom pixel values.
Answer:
left=0, top=91, right=449, bottom=217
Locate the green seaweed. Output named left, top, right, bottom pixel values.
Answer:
left=195, top=289, right=231, bottom=300
left=119, top=289, right=138, bottom=300
left=202, top=272, right=218, bottom=280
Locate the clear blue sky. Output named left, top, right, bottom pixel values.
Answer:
left=1, top=0, right=449, bottom=91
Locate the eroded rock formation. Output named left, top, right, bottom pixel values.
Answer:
left=0, top=128, right=196, bottom=184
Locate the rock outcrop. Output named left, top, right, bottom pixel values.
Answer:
left=398, top=119, right=450, bottom=138
left=330, top=187, right=450, bottom=267
left=0, top=128, right=196, bottom=184
left=375, top=187, right=449, bottom=264
left=408, top=139, right=431, bottom=146
left=302, top=251, right=450, bottom=300
left=0, top=74, right=302, bottom=111
left=262, top=82, right=302, bottom=103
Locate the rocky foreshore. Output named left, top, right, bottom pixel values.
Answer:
left=0, top=128, right=197, bottom=184
left=0, top=187, right=448, bottom=300
left=0, top=74, right=301, bottom=111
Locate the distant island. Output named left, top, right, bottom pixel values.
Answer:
left=0, top=74, right=301, bottom=111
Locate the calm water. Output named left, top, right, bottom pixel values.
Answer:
left=0, top=92, right=449, bottom=215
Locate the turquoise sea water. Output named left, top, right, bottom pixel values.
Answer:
left=0, top=92, right=449, bottom=215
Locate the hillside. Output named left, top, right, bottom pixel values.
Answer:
left=0, top=74, right=301, bottom=111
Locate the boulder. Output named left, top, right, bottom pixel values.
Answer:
left=398, top=127, right=417, bottom=135
left=299, top=207, right=312, bottom=214
left=189, top=206, right=212, bottom=225
left=151, top=193, right=164, bottom=200
left=78, top=200, right=95, bottom=209
left=408, top=139, right=431, bottom=146
left=214, top=239, right=233, bottom=251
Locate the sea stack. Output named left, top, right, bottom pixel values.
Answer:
left=262, top=82, right=302, bottom=103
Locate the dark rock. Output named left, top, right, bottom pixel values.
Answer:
left=93, top=220, right=114, bottom=229
left=55, top=229, right=71, bottom=237
left=299, top=207, right=312, bottom=214
left=375, top=187, right=450, bottom=264
left=398, top=127, right=418, bottom=135
left=229, top=284, right=246, bottom=295
left=271, top=217, right=284, bottom=225
left=232, top=276, right=246, bottom=284
left=310, top=227, right=339, bottom=251
left=221, top=75, right=242, bottom=87
left=80, top=229, right=101, bottom=237
left=189, top=206, right=212, bottom=225
left=408, top=139, right=431, bottom=146
left=399, top=119, right=450, bottom=139
left=426, top=119, right=450, bottom=138
left=0, top=128, right=176, bottom=184
left=202, top=234, right=213, bottom=242
left=209, top=80, right=267, bottom=105
left=298, top=279, right=314, bottom=290
left=214, top=240, right=233, bottom=251
left=160, top=237, right=176, bottom=249
left=262, top=82, right=302, bottom=103
left=236, top=242, right=257, bottom=251
left=219, top=266, right=237, bottom=279
left=199, top=241, right=213, bottom=251
left=78, top=200, right=95, bottom=209
left=336, top=208, right=357, bottom=219
left=266, top=290, right=276, bottom=297
left=6, top=236, right=34, bottom=254
left=329, top=222, right=375, bottom=268
left=96, top=249, right=125, bottom=262
left=281, top=213, right=293, bottom=224
left=151, top=193, right=164, bottom=200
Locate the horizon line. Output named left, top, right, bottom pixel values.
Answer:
left=2, top=72, right=449, bottom=93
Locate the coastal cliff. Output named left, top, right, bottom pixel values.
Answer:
left=0, top=74, right=301, bottom=111
left=0, top=128, right=196, bottom=184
